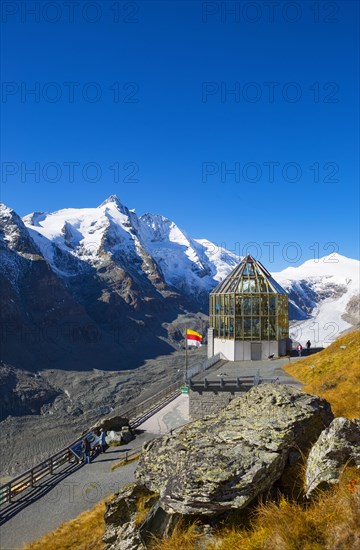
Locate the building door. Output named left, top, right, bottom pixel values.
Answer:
left=251, top=343, right=262, bottom=360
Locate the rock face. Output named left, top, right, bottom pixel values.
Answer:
left=135, top=384, right=333, bottom=515
left=104, top=483, right=157, bottom=550
left=305, top=417, right=360, bottom=497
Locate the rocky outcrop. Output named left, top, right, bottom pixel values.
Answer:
left=342, top=294, right=360, bottom=327
left=91, top=415, right=135, bottom=446
left=103, top=483, right=158, bottom=550
left=305, top=417, right=360, bottom=497
left=103, top=385, right=334, bottom=548
left=136, top=385, right=333, bottom=515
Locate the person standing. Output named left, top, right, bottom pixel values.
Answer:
left=306, top=340, right=311, bottom=350
left=296, top=344, right=303, bottom=357
left=83, top=437, right=91, bottom=464
left=99, top=428, right=107, bottom=453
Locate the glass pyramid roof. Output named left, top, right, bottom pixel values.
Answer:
left=211, top=255, right=287, bottom=295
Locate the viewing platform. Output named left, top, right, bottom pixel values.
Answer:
left=188, top=356, right=302, bottom=420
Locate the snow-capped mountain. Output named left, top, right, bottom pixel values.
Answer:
left=2, top=195, right=241, bottom=371
left=1, top=195, right=359, bottom=373
left=0, top=202, right=115, bottom=371
left=23, top=195, right=239, bottom=298
left=274, top=255, right=359, bottom=347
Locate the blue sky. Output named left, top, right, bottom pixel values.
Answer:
left=1, top=0, right=359, bottom=270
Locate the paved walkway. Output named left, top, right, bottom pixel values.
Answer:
left=0, top=395, right=189, bottom=550
left=0, top=434, right=151, bottom=550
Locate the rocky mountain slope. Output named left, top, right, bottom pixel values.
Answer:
left=1, top=196, right=359, bottom=376
left=22, top=195, right=238, bottom=301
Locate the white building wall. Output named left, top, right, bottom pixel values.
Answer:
left=212, top=338, right=288, bottom=360
left=213, top=338, right=235, bottom=361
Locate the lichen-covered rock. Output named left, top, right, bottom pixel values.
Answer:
left=105, top=427, right=135, bottom=446
left=103, top=483, right=157, bottom=550
left=305, top=417, right=360, bottom=497
left=136, top=384, right=333, bottom=515
left=105, top=430, right=122, bottom=446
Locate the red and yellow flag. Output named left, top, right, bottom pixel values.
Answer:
left=186, top=329, right=202, bottom=347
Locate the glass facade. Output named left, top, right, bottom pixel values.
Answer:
left=210, top=256, right=289, bottom=341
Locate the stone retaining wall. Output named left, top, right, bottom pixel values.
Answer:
left=189, top=389, right=236, bottom=420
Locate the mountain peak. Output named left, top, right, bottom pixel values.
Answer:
left=99, top=195, right=124, bottom=209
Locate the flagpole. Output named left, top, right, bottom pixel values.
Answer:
left=185, top=326, right=188, bottom=385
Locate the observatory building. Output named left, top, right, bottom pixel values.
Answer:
left=208, top=255, right=289, bottom=361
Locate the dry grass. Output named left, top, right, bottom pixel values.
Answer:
left=284, top=329, right=360, bottom=418
left=149, top=521, right=203, bottom=550
left=134, top=491, right=159, bottom=527
left=23, top=500, right=106, bottom=550
left=148, top=468, right=360, bottom=550
left=208, top=467, right=360, bottom=550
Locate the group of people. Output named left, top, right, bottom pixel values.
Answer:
left=81, top=428, right=107, bottom=465
left=296, top=340, right=311, bottom=356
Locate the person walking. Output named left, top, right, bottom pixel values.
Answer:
left=99, top=428, right=107, bottom=453
left=306, top=340, right=311, bottom=350
left=83, top=437, right=91, bottom=464
left=296, top=344, right=303, bottom=357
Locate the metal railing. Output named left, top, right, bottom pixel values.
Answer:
left=189, top=372, right=280, bottom=393
left=121, top=378, right=182, bottom=426
left=0, top=441, right=82, bottom=506
left=0, top=376, right=184, bottom=507
left=189, top=375, right=255, bottom=392
left=0, top=354, right=224, bottom=507
left=186, top=352, right=223, bottom=379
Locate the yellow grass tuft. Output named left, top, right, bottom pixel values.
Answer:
left=284, top=329, right=360, bottom=418
left=149, top=521, right=203, bottom=550
left=214, top=467, right=360, bottom=550
left=23, top=500, right=106, bottom=550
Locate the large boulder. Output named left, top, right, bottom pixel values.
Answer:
left=305, top=417, right=360, bottom=498
left=136, top=384, right=333, bottom=515
left=105, top=431, right=122, bottom=446
left=106, top=427, right=135, bottom=446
